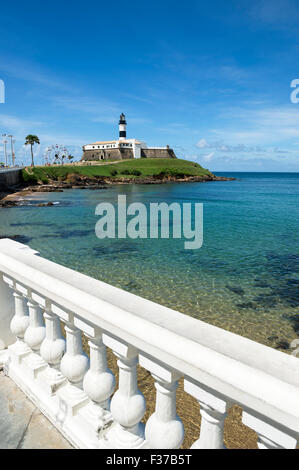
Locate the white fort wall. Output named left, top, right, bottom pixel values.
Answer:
left=82, top=137, right=176, bottom=161
left=0, top=238, right=298, bottom=449
left=83, top=140, right=147, bottom=159
left=82, top=112, right=176, bottom=161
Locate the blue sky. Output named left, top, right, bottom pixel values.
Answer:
left=1, top=0, right=299, bottom=171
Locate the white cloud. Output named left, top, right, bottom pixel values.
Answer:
left=196, top=138, right=209, bottom=148
left=208, top=105, right=299, bottom=148
left=202, top=152, right=214, bottom=162
left=196, top=138, right=266, bottom=153
left=0, top=114, right=42, bottom=133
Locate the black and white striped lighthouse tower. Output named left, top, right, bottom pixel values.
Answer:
left=119, top=113, right=127, bottom=141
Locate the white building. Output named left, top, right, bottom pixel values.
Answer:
left=82, top=113, right=176, bottom=161
left=83, top=138, right=148, bottom=159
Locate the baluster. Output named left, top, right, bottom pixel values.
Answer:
left=58, top=320, right=90, bottom=416
left=0, top=274, right=16, bottom=354
left=38, top=299, right=66, bottom=394
left=139, top=355, right=184, bottom=449
left=60, top=322, right=89, bottom=388
left=22, top=295, right=47, bottom=379
left=24, top=298, right=46, bottom=352
left=103, top=334, right=146, bottom=448
left=184, top=378, right=228, bottom=449
left=8, top=282, right=31, bottom=364
left=242, top=412, right=298, bottom=449
left=80, top=332, right=115, bottom=437
left=83, top=332, right=115, bottom=409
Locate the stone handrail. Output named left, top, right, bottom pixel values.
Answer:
left=0, top=238, right=298, bottom=449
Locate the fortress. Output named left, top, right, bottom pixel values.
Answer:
left=81, top=113, right=176, bottom=162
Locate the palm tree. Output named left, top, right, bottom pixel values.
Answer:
left=25, top=135, right=40, bottom=167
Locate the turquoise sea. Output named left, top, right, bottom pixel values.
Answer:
left=1, top=172, right=298, bottom=350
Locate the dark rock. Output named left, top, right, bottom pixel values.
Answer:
left=0, top=200, right=19, bottom=207
left=124, top=280, right=140, bottom=290
left=275, top=340, right=290, bottom=350
left=275, top=283, right=299, bottom=308
left=34, top=187, right=63, bottom=193
left=253, top=294, right=277, bottom=308
left=0, top=235, right=32, bottom=243
left=10, top=222, right=56, bottom=227
left=226, top=285, right=245, bottom=296
left=93, top=241, right=139, bottom=257
left=286, top=279, right=299, bottom=286
left=254, top=281, right=270, bottom=288
left=265, top=252, right=299, bottom=278
left=37, top=202, right=54, bottom=207
left=267, top=335, right=279, bottom=341
left=281, top=313, right=299, bottom=334
left=236, top=301, right=257, bottom=309
left=42, top=229, right=94, bottom=239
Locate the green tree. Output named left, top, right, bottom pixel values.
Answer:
left=25, top=135, right=40, bottom=167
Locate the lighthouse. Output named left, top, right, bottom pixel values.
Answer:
left=119, top=113, right=127, bottom=141
left=82, top=112, right=177, bottom=161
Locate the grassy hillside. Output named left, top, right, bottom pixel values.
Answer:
left=22, top=159, right=213, bottom=184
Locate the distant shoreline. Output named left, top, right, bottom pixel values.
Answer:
left=0, top=171, right=235, bottom=207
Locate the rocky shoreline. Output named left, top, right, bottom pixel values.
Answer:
left=0, top=172, right=235, bottom=207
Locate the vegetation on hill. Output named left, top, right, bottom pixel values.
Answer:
left=22, top=158, right=213, bottom=184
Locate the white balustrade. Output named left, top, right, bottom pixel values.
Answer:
left=0, top=242, right=39, bottom=361
left=40, top=302, right=65, bottom=368
left=37, top=298, right=67, bottom=394
left=24, top=298, right=46, bottom=352
left=140, top=355, right=184, bottom=449
left=184, top=378, right=228, bottom=449
left=0, top=275, right=18, bottom=356
left=83, top=332, right=115, bottom=409
left=104, top=334, right=146, bottom=448
left=11, top=290, right=29, bottom=341
left=242, top=412, right=298, bottom=449
left=81, top=332, right=115, bottom=439
left=60, top=321, right=89, bottom=388
left=0, top=238, right=298, bottom=450
left=7, top=281, right=31, bottom=364
left=22, top=296, right=47, bottom=380
left=57, top=319, right=90, bottom=419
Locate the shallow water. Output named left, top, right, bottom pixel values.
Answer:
left=1, top=172, right=298, bottom=350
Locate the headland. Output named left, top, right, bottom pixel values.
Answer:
left=0, top=158, right=235, bottom=207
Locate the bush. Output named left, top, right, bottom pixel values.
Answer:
left=120, top=169, right=142, bottom=176
left=131, top=169, right=142, bottom=176
left=110, top=169, right=118, bottom=176
left=22, top=171, right=38, bottom=185
left=157, top=169, right=187, bottom=179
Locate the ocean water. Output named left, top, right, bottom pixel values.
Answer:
left=1, top=172, right=298, bottom=350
